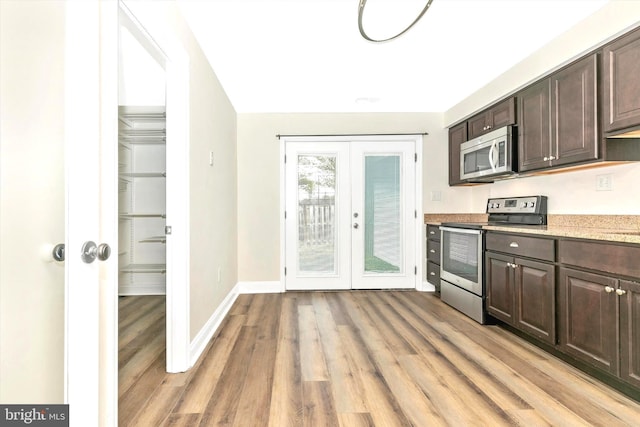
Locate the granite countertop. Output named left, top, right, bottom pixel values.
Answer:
left=425, top=214, right=640, bottom=245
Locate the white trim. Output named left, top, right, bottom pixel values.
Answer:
left=279, top=138, right=287, bottom=294
left=118, top=284, right=166, bottom=296
left=414, top=135, right=424, bottom=289
left=420, top=281, right=436, bottom=292
left=120, top=0, right=192, bottom=374
left=189, top=285, right=240, bottom=367
left=237, top=281, right=285, bottom=294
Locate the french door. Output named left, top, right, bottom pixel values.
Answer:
left=284, top=137, right=417, bottom=290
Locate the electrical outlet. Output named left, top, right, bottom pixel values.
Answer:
left=596, top=174, right=612, bottom=191
left=430, top=190, right=442, bottom=201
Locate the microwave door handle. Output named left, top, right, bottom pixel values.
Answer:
left=488, top=141, right=497, bottom=171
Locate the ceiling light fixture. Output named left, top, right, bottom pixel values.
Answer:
left=358, top=0, right=434, bottom=43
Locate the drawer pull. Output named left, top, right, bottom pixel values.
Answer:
left=430, top=271, right=435, bottom=276
left=429, top=249, right=436, bottom=253
left=509, top=242, right=519, bottom=248
left=604, top=286, right=614, bottom=293
left=616, top=289, right=627, bottom=296
left=429, top=231, right=435, bottom=235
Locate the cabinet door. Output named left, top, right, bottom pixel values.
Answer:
left=518, top=79, right=552, bottom=172
left=467, top=112, right=489, bottom=140
left=489, top=97, right=516, bottom=130
left=486, top=252, right=515, bottom=325
left=448, top=122, right=467, bottom=186
left=515, top=258, right=556, bottom=345
left=558, top=267, right=619, bottom=375
left=603, top=27, right=640, bottom=133
left=551, top=54, right=599, bottom=167
left=467, top=98, right=516, bottom=140
left=620, top=279, right=640, bottom=388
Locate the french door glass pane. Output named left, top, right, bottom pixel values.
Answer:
left=297, top=155, right=336, bottom=274
left=364, top=155, right=403, bottom=274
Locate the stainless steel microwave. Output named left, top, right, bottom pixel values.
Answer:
left=460, top=125, right=517, bottom=181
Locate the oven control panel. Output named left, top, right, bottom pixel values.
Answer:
left=486, top=195, right=547, bottom=214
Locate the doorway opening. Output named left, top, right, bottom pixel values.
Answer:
left=117, top=9, right=168, bottom=421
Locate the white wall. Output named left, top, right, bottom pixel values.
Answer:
left=148, top=4, right=239, bottom=340
left=118, top=25, right=166, bottom=105
left=236, top=112, right=453, bottom=283
left=444, top=1, right=640, bottom=215
left=0, top=0, right=66, bottom=402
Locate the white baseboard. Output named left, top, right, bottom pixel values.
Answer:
left=118, top=284, right=166, bottom=296
left=188, top=281, right=283, bottom=367
left=420, top=281, right=436, bottom=292
left=237, top=281, right=284, bottom=294
left=189, top=284, right=240, bottom=367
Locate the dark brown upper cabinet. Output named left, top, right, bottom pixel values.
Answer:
left=467, top=97, right=516, bottom=140
left=603, top=27, right=640, bottom=134
left=518, top=54, right=599, bottom=172
left=448, top=122, right=467, bottom=186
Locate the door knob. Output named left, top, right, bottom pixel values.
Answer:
left=81, top=241, right=111, bottom=263
left=353, top=223, right=359, bottom=229
left=52, top=243, right=65, bottom=262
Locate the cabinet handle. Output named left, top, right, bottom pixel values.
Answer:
left=512, top=263, right=518, bottom=269
left=543, top=156, right=549, bottom=161
left=509, top=242, right=519, bottom=248
left=616, top=289, right=627, bottom=296
left=429, top=231, right=435, bottom=235
left=429, top=249, right=436, bottom=253
left=430, top=271, right=436, bottom=276
left=549, top=155, right=556, bottom=160
left=604, top=286, right=614, bottom=293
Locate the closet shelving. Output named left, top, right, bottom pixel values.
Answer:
left=118, top=106, right=167, bottom=295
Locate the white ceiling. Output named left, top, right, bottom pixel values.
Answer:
left=175, top=0, right=610, bottom=113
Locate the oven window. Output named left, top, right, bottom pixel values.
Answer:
left=442, top=231, right=479, bottom=283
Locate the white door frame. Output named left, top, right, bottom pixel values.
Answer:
left=279, top=135, right=423, bottom=292
left=64, top=1, right=191, bottom=425
left=119, top=0, right=191, bottom=374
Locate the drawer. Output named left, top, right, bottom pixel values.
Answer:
left=427, top=224, right=440, bottom=241
left=427, top=260, right=440, bottom=285
left=558, top=239, right=640, bottom=279
left=486, top=232, right=555, bottom=262
left=427, top=239, right=440, bottom=263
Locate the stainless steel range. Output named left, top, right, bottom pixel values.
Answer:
left=439, top=195, right=547, bottom=324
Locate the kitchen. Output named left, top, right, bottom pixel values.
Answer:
left=3, top=0, right=640, bottom=424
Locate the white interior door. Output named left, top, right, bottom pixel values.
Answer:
left=65, top=1, right=118, bottom=425
left=284, top=137, right=417, bottom=290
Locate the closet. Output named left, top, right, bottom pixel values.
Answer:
left=118, top=106, right=167, bottom=295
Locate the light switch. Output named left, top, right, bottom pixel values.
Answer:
left=209, top=151, right=214, bottom=166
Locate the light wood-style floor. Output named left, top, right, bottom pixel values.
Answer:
left=119, top=291, right=640, bottom=426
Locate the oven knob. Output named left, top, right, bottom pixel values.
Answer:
left=522, top=202, right=528, bottom=208
left=530, top=202, right=535, bottom=208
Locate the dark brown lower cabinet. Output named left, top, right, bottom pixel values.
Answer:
left=486, top=252, right=515, bottom=323
left=486, top=252, right=555, bottom=345
left=515, top=258, right=556, bottom=344
left=620, top=279, right=640, bottom=388
left=558, top=267, right=619, bottom=376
